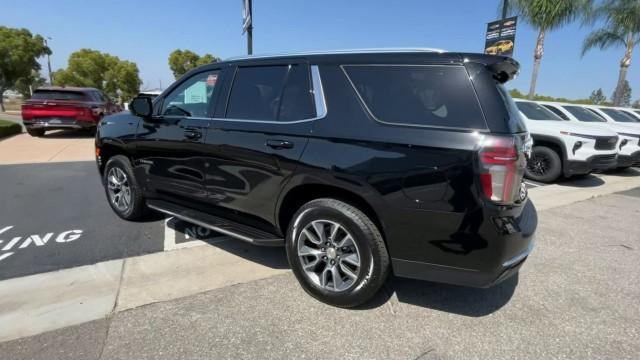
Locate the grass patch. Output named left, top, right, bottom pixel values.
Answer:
left=0, top=119, right=22, bottom=139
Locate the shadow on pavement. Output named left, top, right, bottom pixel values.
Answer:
left=603, top=167, right=640, bottom=177
left=166, top=218, right=289, bottom=270
left=358, top=274, right=519, bottom=316
left=43, top=129, right=94, bottom=139
left=555, top=174, right=605, bottom=188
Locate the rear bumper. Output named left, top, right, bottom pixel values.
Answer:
left=391, top=199, right=537, bottom=288
left=23, top=118, right=96, bottom=130
left=565, top=153, right=618, bottom=175
left=617, top=151, right=640, bottom=167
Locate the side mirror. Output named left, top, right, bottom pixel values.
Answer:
left=130, top=96, right=153, bottom=118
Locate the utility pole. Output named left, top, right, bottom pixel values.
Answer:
left=44, top=37, right=54, bottom=85
left=246, top=0, right=253, bottom=55
left=501, top=0, right=509, bottom=20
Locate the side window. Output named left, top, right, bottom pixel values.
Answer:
left=278, top=65, right=314, bottom=121
left=543, top=105, right=569, bottom=120
left=226, top=66, right=289, bottom=121
left=343, top=65, right=486, bottom=129
left=161, top=70, right=219, bottom=118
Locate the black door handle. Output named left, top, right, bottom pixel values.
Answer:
left=184, top=130, right=202, bottom=140
left=266, top=139, right=294, bottom=149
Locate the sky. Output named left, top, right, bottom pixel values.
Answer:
left=1, top=0, right=637, bottom=100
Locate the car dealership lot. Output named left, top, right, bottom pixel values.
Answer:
left=1, top=130, right=640, bottom=359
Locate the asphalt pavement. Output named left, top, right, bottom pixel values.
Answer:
left=1, top=190, right=639, bottom=359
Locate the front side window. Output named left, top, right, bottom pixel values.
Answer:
left=516, top=101, right=562, bottom=121
left=563, top=106, right=605, bottom=122
left=343, top=65, right=486, bottom=129
left=226, top=65, right=314, bottom=121
left=161, top=70, right=219, bottom=117
left=600, top=108, right=638, bottom=123
left=542, top=104, right=569, bottom=120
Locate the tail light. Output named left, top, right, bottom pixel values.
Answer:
left=478, top=135, right=525, bottom=205
left=21, top=105, right=34, bottom=120
left=76, top=107, right=97, bottom=121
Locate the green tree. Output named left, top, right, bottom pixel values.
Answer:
left=631, top=99, right=640, bottom=108
left=509, top=0, right=593, bottom=99
left=0, top=26, right=51, bottom=111
left=589, top=88, right=607, bottom=104
left=582, top=0, right=640, bottom=106
left=14, top=70, right=47, bottom=99
left=612, top=80, right=632, bottom=106
left=53, top=49, right=141, bottom=102
left=168, top=49, right=220, bottom=79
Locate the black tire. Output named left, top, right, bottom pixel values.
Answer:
left=26, top=128, right=45, bottom=137
left=103, top=155, right=146, bottom=220
left=286, top=198, right=389, bottom=308
left=525, top=146, right=562, bottom=183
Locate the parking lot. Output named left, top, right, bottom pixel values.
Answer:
left=1, top=129, right=639, bottom=359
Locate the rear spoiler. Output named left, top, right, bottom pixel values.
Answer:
left=459, top=54, right=520, bottom=84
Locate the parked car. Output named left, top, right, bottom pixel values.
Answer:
left=615, top=107, right=640, bottom=122
left=96, top=49, right=537, bottom=307
left=538, top=102, right=640, bottom=168
left=514, top=100, right=618, bottom=182
left=21, top=86, right=120, bottom=137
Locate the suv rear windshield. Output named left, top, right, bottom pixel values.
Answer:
left=516, top=101, right=562, bottom=121
left=599, top=108, right=638, bottom=123
left=31, top=90, right=88, bottom=101
left=343, top=65, right=486, bottom=129
left=563, top=105, right=605, bottom=122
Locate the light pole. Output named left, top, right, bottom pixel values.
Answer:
left=44, top=37, right=54, bottom=85
left=243, top=0, right=253, bottom=55
left=501, top=0, right=509, bottom=20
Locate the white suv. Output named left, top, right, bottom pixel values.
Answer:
left=515, top=100, right=619, bottom=182
left=538, top=102, right=640, bottom=169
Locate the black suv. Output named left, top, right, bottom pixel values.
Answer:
left=96, top=49, right=537, bottom=307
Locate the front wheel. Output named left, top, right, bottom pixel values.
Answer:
left=525, top=146, right=562, bottom=183
left=286, top=198, right=389, bottom=308
left=103, top=155, right=146, bottom=220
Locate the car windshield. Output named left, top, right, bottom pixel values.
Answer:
left=599, top=108, right=638, bottom=123
left=563, top=105, right=606, bottom=122
left=31, top=90, right=87, bottom=101
left=516, top=101, right=563, bottom=121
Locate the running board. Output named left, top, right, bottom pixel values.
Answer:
left=147, top=199, right=284, bottom=246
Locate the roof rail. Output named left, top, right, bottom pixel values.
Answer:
left=224, top=47, right=447, bottom=61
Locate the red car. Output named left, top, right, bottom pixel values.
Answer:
left=21, top=87, right=121, bottom=137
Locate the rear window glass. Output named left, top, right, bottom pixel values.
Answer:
left=516, top=101, right=562, bottom=121
left=343, top=65, right=486, bottom=129
left=563, top=106, right=605, bottom=122
left=599, top=108, right=638, bottom=123
left=31, top=90, right=87, bottom=101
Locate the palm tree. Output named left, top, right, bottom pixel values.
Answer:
left=509, top=0, right=593, bottom=99
left=582, top=0, right=640, bottom=106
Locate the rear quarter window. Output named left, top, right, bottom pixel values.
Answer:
left=343, top=65, right=486, bottom=129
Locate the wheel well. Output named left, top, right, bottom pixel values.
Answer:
left=98, top=143, right=129, bottom=175
left=532, top=139, right=565, bottom=165
left=278, top=184, right=385, bottom=239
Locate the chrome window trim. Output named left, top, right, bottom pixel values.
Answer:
left=225, top=47, right=447, bottom=61
left=340, top=64, right=490, bottom=132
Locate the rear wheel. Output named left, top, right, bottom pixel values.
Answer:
left=103, top=155, right=146, bottom=220
left=26, top=128, right=45, bottom=137
left=525, top=146, right=562, bottom=183
left=286, top=198, right=389, bottom=308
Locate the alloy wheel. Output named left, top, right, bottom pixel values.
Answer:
left=527, top=153, right=551, bottom=176
left=107, top=167, right=132, bottom=212
left=297, top=220, right=362, bottom=292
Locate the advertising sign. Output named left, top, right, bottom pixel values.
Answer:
left=484, top=16, right=517, bottom=57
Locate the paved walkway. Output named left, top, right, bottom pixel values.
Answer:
left=0, top=131, right=94, bottom=165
